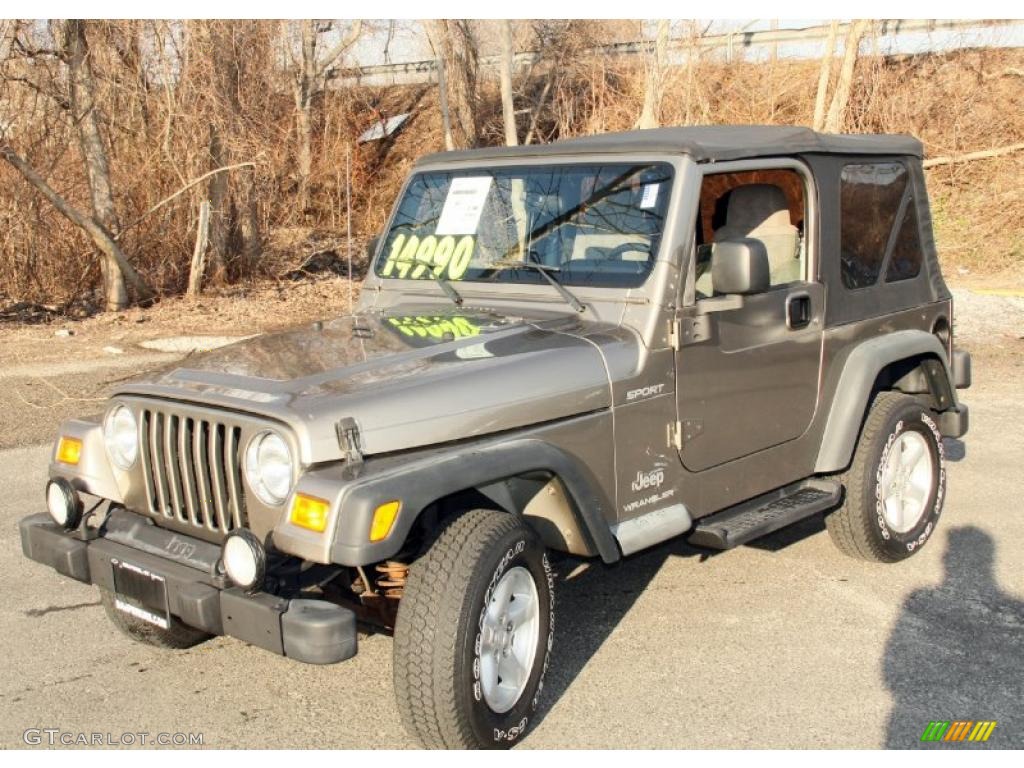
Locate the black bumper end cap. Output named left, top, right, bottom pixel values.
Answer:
left=939, top=404, right=969, bottom=439
left=281, top=599, right=358, bottom=664
left=20, top=513, right=90, bottom=583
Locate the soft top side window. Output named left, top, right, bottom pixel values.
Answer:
left=839, top=163, right=908, bottom=290
left=884, top=199, right=924, bottom=283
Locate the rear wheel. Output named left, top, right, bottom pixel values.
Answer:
left=393, top=509, right=554, bottom=749
left=99, top=587, right=210, bottom=649
left=826, top=392, right=946, bottom=562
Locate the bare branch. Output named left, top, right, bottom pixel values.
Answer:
left=314, top=19, right=362, bottom=79
left=116, top=161, right=257, bottom=239
left=924, top=143, right=1024, bottom=169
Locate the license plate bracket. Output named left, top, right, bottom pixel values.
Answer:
left=111, top=558, right=171, bottom=629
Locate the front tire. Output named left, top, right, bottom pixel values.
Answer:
left=826, top=392, right=946, bottom=562
left=393, top=509, right=554, bottom=749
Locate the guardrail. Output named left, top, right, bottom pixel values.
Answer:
left=327, top=19, right=1020, bottom=88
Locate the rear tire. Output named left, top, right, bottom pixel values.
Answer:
left=99, top=587, right=210, bottom=649
left=393, top=509, right=554, bottom=749
left=826, top=392, right=946, bottom=562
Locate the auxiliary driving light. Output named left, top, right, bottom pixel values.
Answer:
left=221, top=529, right=266, bottom=593
left=46, top=478, right=83, bottom=530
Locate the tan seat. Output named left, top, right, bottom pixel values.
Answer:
left=697, top=184, right=801, bottom=295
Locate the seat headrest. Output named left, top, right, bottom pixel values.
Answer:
left=724, top=184, right=793, bottom=233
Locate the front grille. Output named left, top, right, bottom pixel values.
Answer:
left=139, top=408, right=247, bottom=534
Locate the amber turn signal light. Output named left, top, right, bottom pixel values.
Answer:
left=370, top=500, right=401, bottom=542
left=56, top=436, right=82, bottom=465
left=288, top=493, right=331, bottom=533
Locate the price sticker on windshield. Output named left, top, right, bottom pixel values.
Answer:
left=436, top=177, right=493, bottom=235
left=380, top=234, right=476, bottom=280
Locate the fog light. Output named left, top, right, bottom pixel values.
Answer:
left=221, top=530, right=266, bottom=593
left=370, top=500, right=401, bottom=542
left=289, top=493, right=331, bottom=533
left=46, top=478, right=82, bottom=529
left=56, top=436, right=82, bottom=465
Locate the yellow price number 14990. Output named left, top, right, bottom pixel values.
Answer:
left=380, top=234, right=475, bottom=280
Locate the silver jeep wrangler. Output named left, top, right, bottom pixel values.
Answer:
left=21, top=126, right=971, bottom=749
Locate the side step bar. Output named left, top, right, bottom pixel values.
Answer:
left=687, top=479, right=842, bottom=550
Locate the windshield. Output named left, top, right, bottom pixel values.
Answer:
left=375, top=162, right=673, bottom=289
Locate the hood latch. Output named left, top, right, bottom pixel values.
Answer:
left=336, top=417, right=364, bottom=469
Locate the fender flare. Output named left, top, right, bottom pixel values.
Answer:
left=815, top=330, right=956, bottom=473
left=329, top=437, right=621, bottom=566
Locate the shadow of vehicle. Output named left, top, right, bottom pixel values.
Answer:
left=534, top=534, right=713, bottom=729
left=883, top=526, right=1023, bottom=748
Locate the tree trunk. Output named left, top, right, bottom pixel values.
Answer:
left=499, top=20, right=517, bottom=146
left=824, top=20, right=870, bottom=134
left=64, top=19, right=131, bottom=310
left=295, top=19, right=317, bottom=213
left=188, top=200, right=211, bottom=296
left=638, top=19, right=669, bottom=130
left=812, top=20, right=839, bottom=131
left=435, top=50, right=454, bottom=151
left=206, top=128, right=230, bottom=283
left=430, top=20, right=478, bottom=149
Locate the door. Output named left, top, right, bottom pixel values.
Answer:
left=674, top=165, right=824, bottom=473
left=675, top=283, right=824, bottom=472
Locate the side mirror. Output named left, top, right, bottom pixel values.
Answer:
left=366, top=234, right=382, bottom=262
left=711, top=238, right=770, bottom=296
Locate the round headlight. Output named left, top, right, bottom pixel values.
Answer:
left=46, top=478, right=83, bottom=529
left=103, top=405, right=138, bottom=469
left=221, top=529, right=265, bottom=593
left=245, top=431, right=294, bottom=506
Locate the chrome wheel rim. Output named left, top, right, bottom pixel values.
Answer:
left=880, top=431, right=934, bottom=533
left=479, top=566, right=540, bottom=714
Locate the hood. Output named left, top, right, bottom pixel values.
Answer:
left=116, top=306, right=640, bottom=461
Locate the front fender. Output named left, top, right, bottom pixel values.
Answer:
left=325, top=436, right=621, bottom=566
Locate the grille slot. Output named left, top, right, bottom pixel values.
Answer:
left=140, top=409, right=247, bottom=533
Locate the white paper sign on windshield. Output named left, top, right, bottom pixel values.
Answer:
left=640, top=183, right=660, bottom=209
left=436, top=177, right=493, bottom=235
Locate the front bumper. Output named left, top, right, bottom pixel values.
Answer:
left=19, top=511, right=357, bottom=665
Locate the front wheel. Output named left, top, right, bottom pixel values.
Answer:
left=393, top=510, right=554, bottom=749
left=826, top=392, right=947, bottom=562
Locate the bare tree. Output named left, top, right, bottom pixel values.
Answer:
left=824, top=20, right=870, bottom=134
left=812, top=20, right=839, bottom=131
left=287, top=19, right=362, bottom=211
left=499, top=20, right=517, bottom=146
left=638, top=19, right=669, bottom=130
left=427, top=20, right=479, bottom=149
left=64, top=20, right=143, bottom=309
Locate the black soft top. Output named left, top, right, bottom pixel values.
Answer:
left=416, top=125, right=922, bottom=166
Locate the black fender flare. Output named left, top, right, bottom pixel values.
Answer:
left=815, top=329, right=957, bottom=473
left=329, top=437, right=621, bottom=566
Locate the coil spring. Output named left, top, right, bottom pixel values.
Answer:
left=375, top=561, right=409, bottom=599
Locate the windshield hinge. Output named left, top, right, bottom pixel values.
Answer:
left=668, top=419, right=702, bottom=450
left=668, top=318, right=680, bottom=350
left=667, top=420, right=683, bottom=450
left=336, top=417, right=364, bottom=469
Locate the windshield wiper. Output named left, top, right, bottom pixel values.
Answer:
left=491, top=259, right=586, bottom=314
left=432, top=272, right=463, bottom=306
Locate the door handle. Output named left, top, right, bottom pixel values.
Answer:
left=786, top=291, right=812, bottom=330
